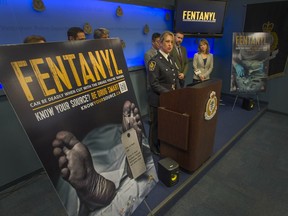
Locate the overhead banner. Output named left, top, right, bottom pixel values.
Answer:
left=174, top=0, right=227, bottom=36
left=0, top=39, right=158, bottom=216
left=230, top=32, right=271, bottom=93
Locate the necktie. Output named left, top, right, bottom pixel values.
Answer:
left=168, top=56, right=173, bottom=65
left=178, top=47, right=182, bottom=57
left=178, top=47, right=182, bottom=64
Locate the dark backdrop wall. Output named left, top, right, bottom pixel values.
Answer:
left=0, top=0, right=287, bottom=189
left=212, top=0, right=288, bottom=114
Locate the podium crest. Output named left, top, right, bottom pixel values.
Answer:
left=204, top=91, right=217, bottom=120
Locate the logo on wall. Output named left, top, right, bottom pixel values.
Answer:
left=262, top=21, right=278, bottom=52
left=244, top=1, right=288, bottom=76
left=33, top=0, right=45, bottom=12
left=204, top=91, right=217, bottom=120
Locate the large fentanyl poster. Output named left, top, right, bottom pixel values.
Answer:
left=0, top=39, right=158, bottom=216
left=230, top=32, right=271, bottom=93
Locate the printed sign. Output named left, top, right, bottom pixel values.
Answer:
left=230, top=32, right=271, bottom=93
left=0, top=39, right=158, bottom=216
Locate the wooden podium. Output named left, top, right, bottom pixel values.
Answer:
left=158, top=79, right=222, bottom=172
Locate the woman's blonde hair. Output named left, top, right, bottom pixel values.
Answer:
left=160, top=31, right=174, bottom=43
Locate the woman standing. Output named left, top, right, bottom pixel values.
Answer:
left=147, top=31, right=184, bottom=154
left=193, top=39, right=213, bottom=82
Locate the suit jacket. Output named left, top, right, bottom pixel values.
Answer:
left=147, top=51, right=182, bottom=107
left=193, top=53, right=213, bottom=80
left=171, top=45, right=189, bottom=75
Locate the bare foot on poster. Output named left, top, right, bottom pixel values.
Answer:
left=52, top=131, right=116, bottom=215
left=122, top=100, right=143, bottom=146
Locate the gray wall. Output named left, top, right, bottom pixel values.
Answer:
left=1, top=0, right=288, bottom=189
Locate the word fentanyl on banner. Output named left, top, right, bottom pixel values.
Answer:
left=10, top=48, right=123, bottom=103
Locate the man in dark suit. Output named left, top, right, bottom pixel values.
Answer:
left=171, top=32, right=188, bottom=87
left=147, top=31, right=184, bottom=154
left=67, top=27, right=86, bottom=40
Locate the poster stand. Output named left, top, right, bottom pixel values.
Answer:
left=143, top=197, right=154, bottom=215
left=232, top=93, right=260, bottom=111
left=230, top=32, right=271, bottom=111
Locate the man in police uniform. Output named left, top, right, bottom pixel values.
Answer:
left=144, top=32, right=161, bottom=90
left=148, top=31, right=185, bottom=155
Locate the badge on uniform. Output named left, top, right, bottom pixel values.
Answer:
left=149, top=61, right=156, bottom=71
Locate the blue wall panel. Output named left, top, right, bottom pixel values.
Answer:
left=0, top=0, right=173, bottom=67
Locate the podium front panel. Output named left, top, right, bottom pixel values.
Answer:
left=159, top=79, right=222, bottom=171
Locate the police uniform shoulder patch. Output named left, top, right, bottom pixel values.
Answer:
left=149, top=61, right=156, bottom=71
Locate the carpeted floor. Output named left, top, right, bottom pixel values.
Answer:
left=133, top=95, right=267, bottom=216
left=161, top=111, right=288, bottom=216
left=1, top=96, right=282, bottom=216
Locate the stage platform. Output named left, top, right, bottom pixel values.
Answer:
left=0, top=94, right=267, bottom=216
left=132, top=94, right=267, bottom=216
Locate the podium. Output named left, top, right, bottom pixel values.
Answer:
left=158, top=79, right=222, bottom=172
